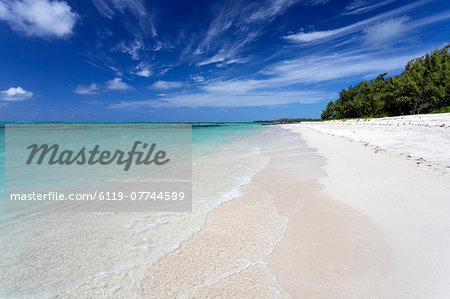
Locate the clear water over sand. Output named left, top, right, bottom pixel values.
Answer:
left=0, top=123, right=275, bottom=297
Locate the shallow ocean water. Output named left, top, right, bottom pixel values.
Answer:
left=0, top=123, right=270, bottom=297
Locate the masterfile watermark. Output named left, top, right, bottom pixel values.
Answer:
left=9, top=191, right=186, bottom=201
left=3, top=124, right=192, bottom=213
left=26, top=141, right=170, bottom=171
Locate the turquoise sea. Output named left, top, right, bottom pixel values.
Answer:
left=0, top=122, right=263, bottom=205
left=0, top=122, right=270, bottom=297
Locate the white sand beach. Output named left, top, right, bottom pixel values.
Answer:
left=279, top=113, right=450, bottom=298
left=290, top=113, right=450, bottom=177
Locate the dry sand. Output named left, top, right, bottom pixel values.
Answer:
left=281, top=113, right=450, bottom=298
left=292, top=113, right=450, bottom=177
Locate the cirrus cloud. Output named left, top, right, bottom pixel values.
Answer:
left=283, top=0, right=429, bottom=44
left=108, top=44, right=434, bottom=110
left=109, top=90, right=333, bottom=109
left=344, top=0, right=398, bottom=15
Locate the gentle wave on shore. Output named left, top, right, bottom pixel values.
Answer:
left=0, top=123, right=272, bottom=297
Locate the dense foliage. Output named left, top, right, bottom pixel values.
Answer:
left=321, top=45, right=450, bottom=120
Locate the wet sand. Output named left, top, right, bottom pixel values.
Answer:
left=77, top=126, right=396, bottom=298
left=259, top=127, right=395, bottom=298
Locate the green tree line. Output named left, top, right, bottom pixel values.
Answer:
left=321, top=44, right=450, bottom=120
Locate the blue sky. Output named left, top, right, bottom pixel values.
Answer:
left=0, top=0, right=449, bottom=121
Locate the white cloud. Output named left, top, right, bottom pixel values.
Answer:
left=89, top=0, right=161, bottom=71
left=200, top=50, right=420, bottom=93
left=304, top=0, right=330, bottom=5
left=344, top=0, right=397, bottom=15
left=135, top=69, right=152, bottom=77
left=192, top=0, right=298, bottom=66
left=105, top=78, right=134, bottom=91
left=346, top=0, right=374, bottom=11
left=362, top=12, right=450, bottom=48
left=0, top=87, right=33, bottom=101
left=216, top=58, right=249, bottom=67
left=408, top=11, right=450, bottom=29
left=0, top=0, right=78, bottom=38
left=133, top=62, right=152, bottom=77
left=246, top=0, right=328, bottom=24
left=91, top=0, right=114, bottom=19
left=197, top=50, right=230, bottom=66
left=284, top=0, right=429, bottom=44
left=74, top=79, right=133, bottom=94
left=157, top=68, right=171, bottom=76
left=148, top=81, right=184, bottom=90
left=265, top=51, right=414, bottom=84
left=247, top=0, right=301, bottom=23
left=190, top=75, right=205, bottom=82
left=197, top=50, right=414, bottom=93
left=284, top=29, right=341, bottom=42
left=92, top=0, right=158, bottom=45
left=113, top=38, right=147, bottom=60
left=202, top=79, right=262, bottom=94
left=74, top=83, right=100, bottom=95
left=284, top=17, right=368, bottom=44
left=197, top=50, right=248, bottom=67
left=92, top=0, right=148, bottom=20
left=109, top=90, right=333, bottom=109
left=364, top=16, right=409, bottom=48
